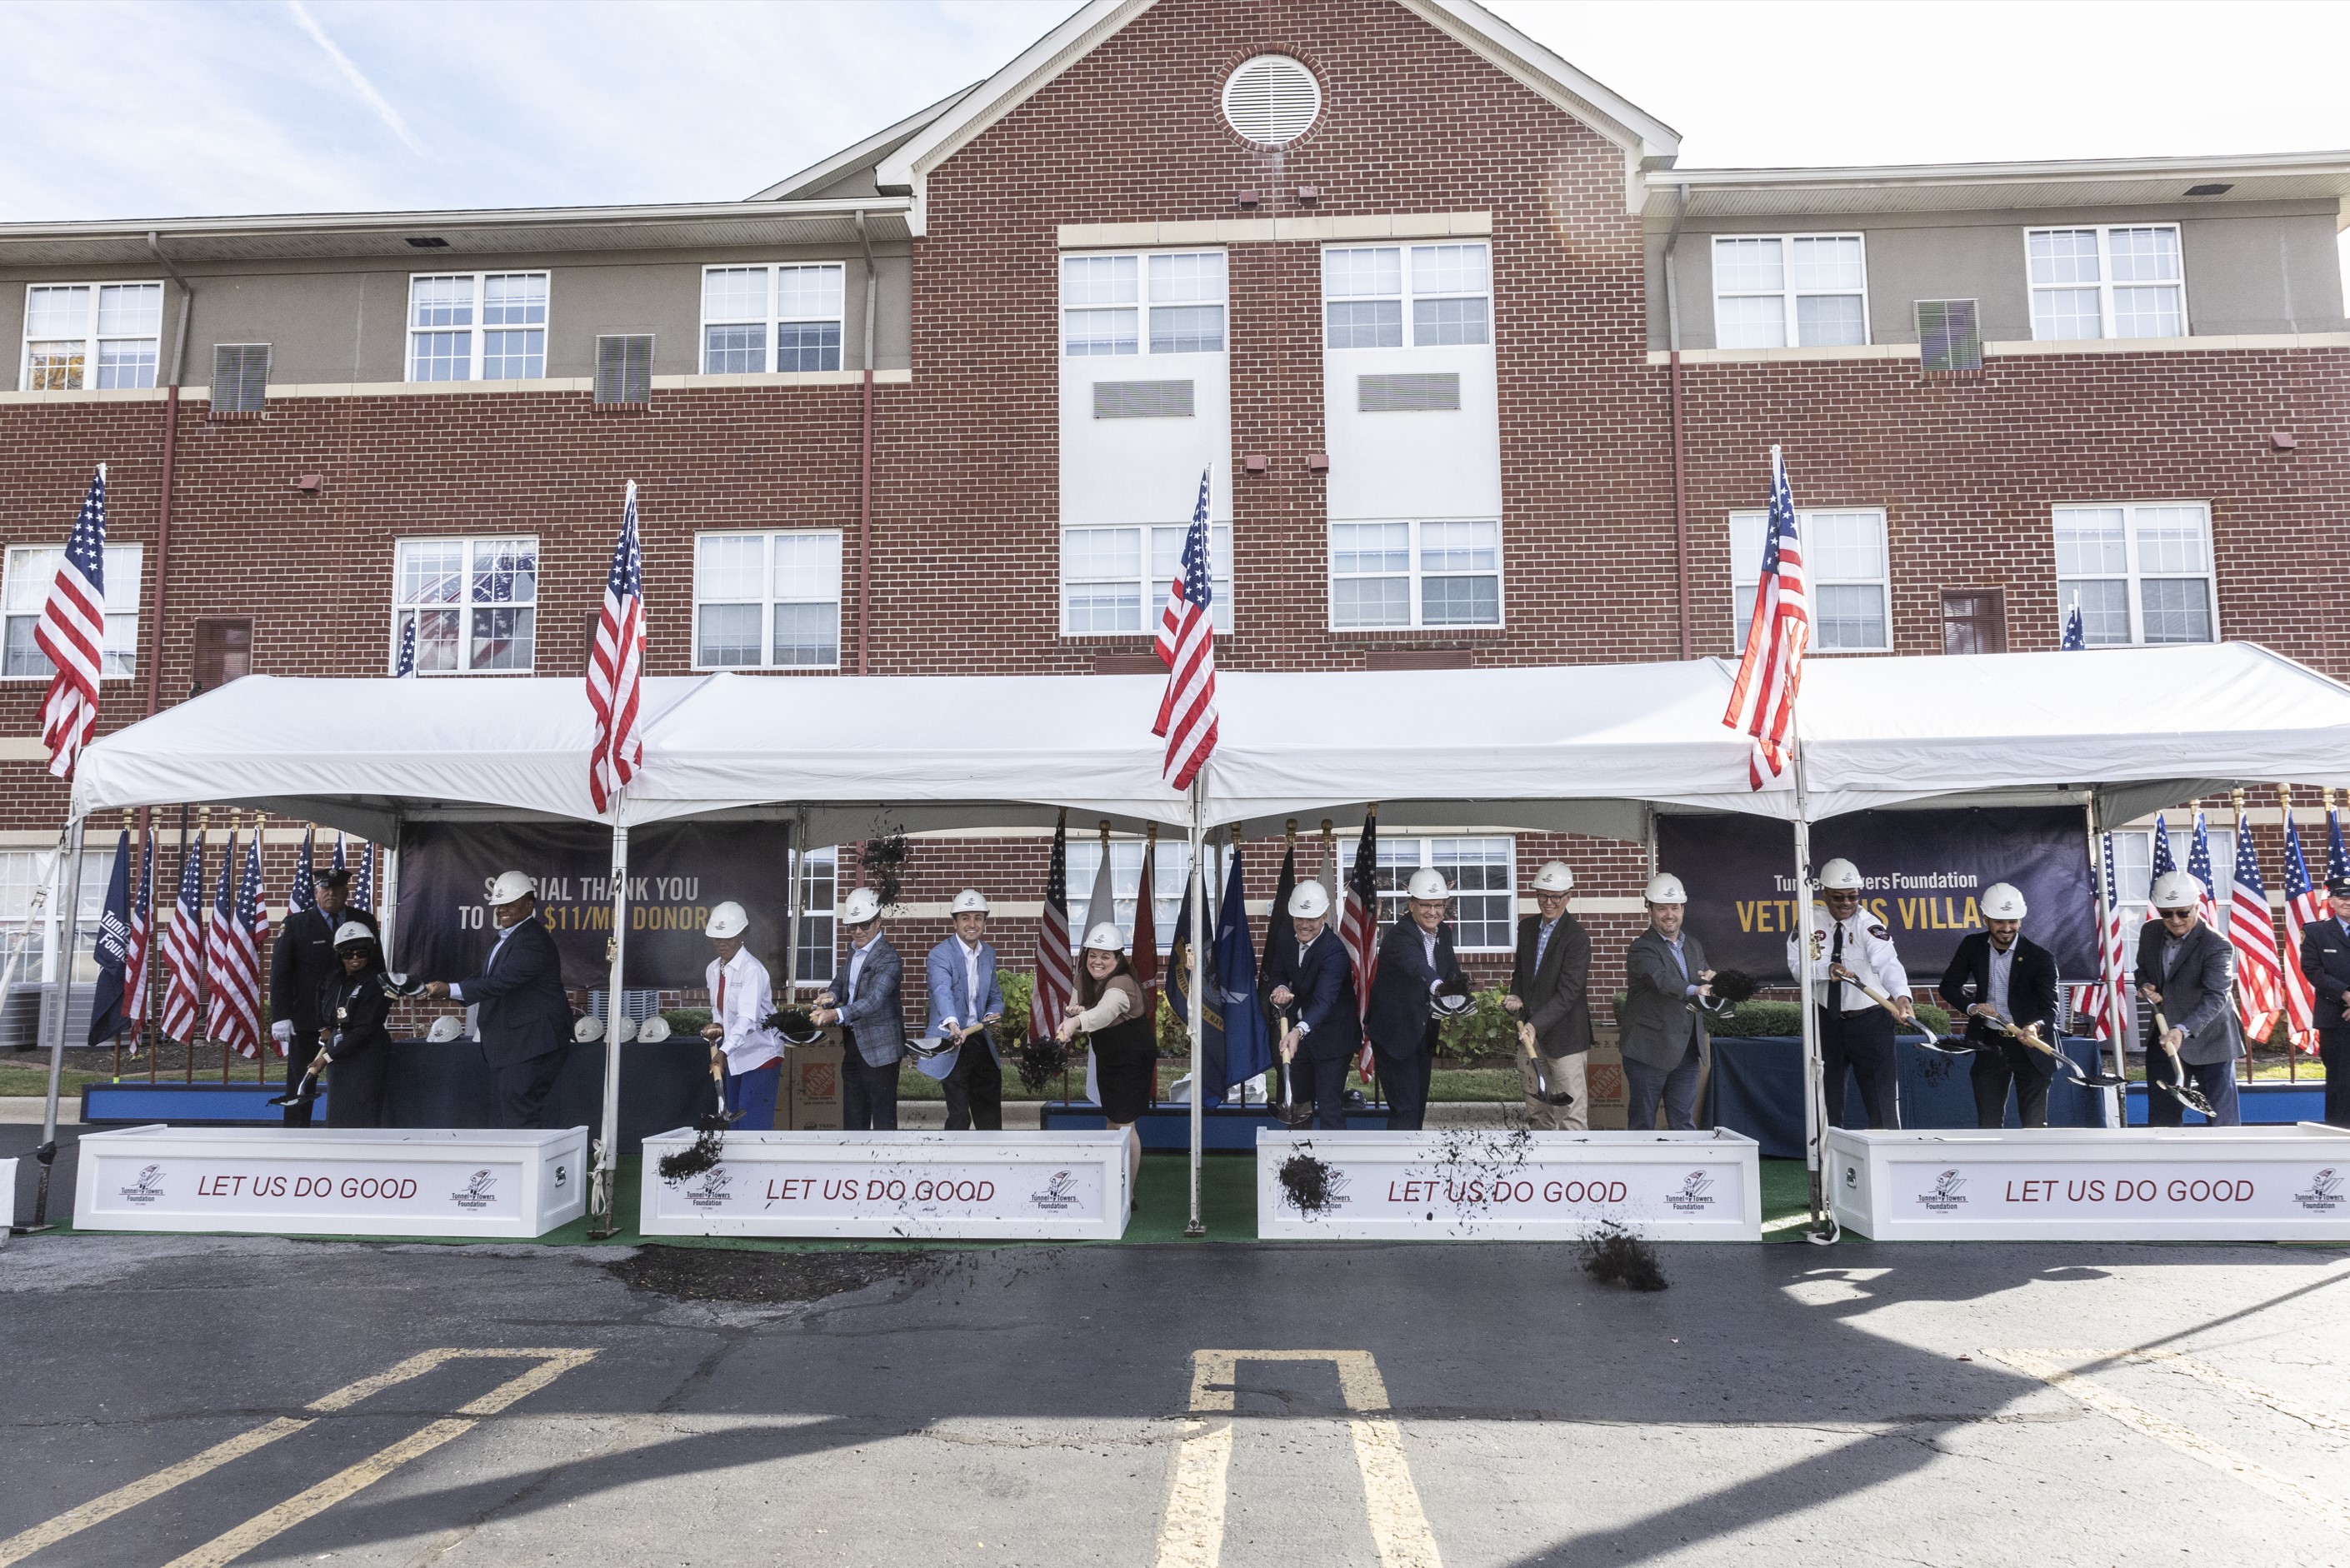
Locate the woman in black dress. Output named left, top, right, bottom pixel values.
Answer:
left=316, top=921, right=395, bottom=1129
left=1056, top=922, right=1152, bottom=1188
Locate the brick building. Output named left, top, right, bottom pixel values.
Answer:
left=1, top=0, right=2344, bottom=1026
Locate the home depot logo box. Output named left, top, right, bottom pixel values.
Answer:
left=785, top=1043, right=845, bottom=1131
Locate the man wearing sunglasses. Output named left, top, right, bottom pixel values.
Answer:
left=2134, top=868, right=2242, bottom=1126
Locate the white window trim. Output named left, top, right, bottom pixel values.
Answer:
left=2023, top=224, right=2190, bottom=343
left=2106, top=823, right=2238, bottom=926
left=1058, top=247, right=1229, bottom=360
left=1710, top=233, right=1870, bottom=349
left=0, top=542, right=144, bottom=681
left=19, top=281, right=165, bottom=392
left=1058, top=523, right=1232, bottom=640
left=690, top=528, right=846, bottom=672
left=388, top=535, right=541, bottom=676
left=1327, top=518, right=1506, bottom=633
left=406, top=272, right=551, bottom=383
left=2052, top=500, right=2220, bottom=647
left=1062, top=837, right=1199, bottom=954
left=1320, top=242, right=1493, bottom=352
left=790, top=845, right=839, bottom=986
left=1730, top=507, right=1889, bottom=655
left=1359, top=834, right=1518, bottom=953
left=698, top=263, right=848, bottom=376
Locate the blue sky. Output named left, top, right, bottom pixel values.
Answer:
left=3, top=0, right=2347, bottom=222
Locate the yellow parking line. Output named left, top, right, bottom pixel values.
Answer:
left=2133, top=1350, right=2350, bottom=1436
left=1983, top=1348, right=2350, bottom=1536
left=1152, top=1419, right=1233, bottom=1568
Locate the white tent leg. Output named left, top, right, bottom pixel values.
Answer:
left=1185, top=785, right=1205, bottom=1238
left=785, top=808, right=807, bottom=995
left=378, top=818, right=402, bottom=963
left=29, top=816, right=86, bottom=1230
left=2085, top=795, right=2125, bottom=1127
left=591, top=819, right=630, bottom=1236
left=1792, top=742, right=1831, bottom=1241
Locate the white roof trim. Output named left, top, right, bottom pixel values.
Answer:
left=0, top=196, right=914, bottom=245
left=1665, top=149, right=2350, bottom=192
left=1400, top=0, right=1678, bottom=165
left=749, top=84, right=980, bottom=202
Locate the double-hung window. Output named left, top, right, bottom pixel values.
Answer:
left=693, top=530, right=843, bottom=669
left=1712, top=236, right=1868, bottom=348
left=2028, top=226, right=2185, bottom=341
left=1, top=544, right=143, bottom=677
left=1062, top=838, right=1198, bottom=953
left=2105, top=823, right=2236, bottom=925
left=701, top=264, right=845, bottom=374
left=1330, top=520, right=1500, bottom=630
left=1061, top=523, right=1231, bottom=636
left=20, top=282, right=162, bottom=391
left=792, top=846, right=838, bottom=984
left=1322, top=243, right=1490, bottom=349
left=408, top=273, right=548, bottom=382
left=1359, top=836, right=1514, bottom=951
left=2053, top=503, right=2214, bottom=645
left=1061, top=251, right=1227, bottom=357
left=1732, top=509, right=1887, bottom=651
left=392, top=537, right=538, bottom=673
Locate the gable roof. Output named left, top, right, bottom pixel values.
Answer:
left=749, top=83, right=981, bottom=202
left=870, top=0, right=1679, bottom=231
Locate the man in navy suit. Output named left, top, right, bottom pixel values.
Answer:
left=1364, top=868, right=1468, bottom=1131
left=1262, top=880, right=1358, bottom=1129
left=2298, top=875, right=2350, bottom=1127
left=423, top=870, right=574, bottom=1129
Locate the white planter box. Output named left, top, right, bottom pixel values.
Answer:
left=1, top=1155, right=15, bottom=1241
left=1828, top=1124, right=2350, bottom=1241
left=639, top=1129, right=1132, bottom=1240
left=1256, top=1128, right=1762, bottom=1241
left=72, top=1125, right=588, bottom=1238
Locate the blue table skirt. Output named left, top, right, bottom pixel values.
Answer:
left=1710, top=1035, right=2113, bottom=1159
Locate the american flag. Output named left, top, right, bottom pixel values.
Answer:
left=1030, top=810, right=1072, bottom=1047
left=2061, top=598, right=2087, bottom=650
left=158, top=821, right=206, bottom=1046
left=207, top=830, right=268, bottom=1057
left=1152, top=469, right=1219, bottom=791
left=1340, top=812, right=1381, bottom=1081
left=1722, top=447, right=1810, bottom=789
left=2069, top=833, right=2133, bottom=1043
left=587, top=481, right=648, bottom=813
left=35, top=466, right=108, bottom=779
left=2329, top=803, right=2349, bottom=886
left=393, top=615, right=418, bottom=677
left=290, top=828, right=315, bottom=916
left=2148, top=812, right=2178, bottom=920
left=2281, top=803, right=2323, bottom=1052
left=352, top=839, right=374, bottom=912
left=2188, top=811, right=2222, bottom=932
left=2226, top=809, right=2283, bottom=1045
left=122, top=832, right=153, bottom=1047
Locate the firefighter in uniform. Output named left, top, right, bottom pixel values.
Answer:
left=1788, top=856, right=1913, bottom=1129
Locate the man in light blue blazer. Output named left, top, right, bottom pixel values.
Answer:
left=924, top=889, right=1007, bottom=1130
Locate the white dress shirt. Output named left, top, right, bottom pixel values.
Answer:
left=1788, top=904, right=1911, bottom=1014
left=708, top=946, right=778, bottom=1072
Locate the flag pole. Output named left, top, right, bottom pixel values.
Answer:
left=1792, top=727, right=1832, bottom=1242
left=591, top=806, right=630, bottom=1238
left=29, top=814, right=87, bottom=1231
left=1185, top=781, right=1206, bottom=1238
left=2084, top=791, right=2123, bottom=1125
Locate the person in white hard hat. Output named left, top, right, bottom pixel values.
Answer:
left=809, top=886, right=906, bottom=1131
left=1364, top=866, right=1469, bottom=1131
left=1259, top=880, right=1359, bottom=1129
left=1788, top=857, right=1913, bottom=1131
left=923, top=890, right=1007, bottom=1130
left=2136, top=866, right=2242, bottom=1126
left=424, top=871, right=574, bottom=1128
left=1938, top=881, right=2063, bottom=1127
left=1055, top=923, right=1152, bottom=1183
left=313, top=921, right=396, bottom=1128
left=268, top=866, right=376, bottom=1129
left=699, top=901, right=782, bottom=1130
left=1506, top=860, right=1592, bottom=1131
left=1620, top=871, right=1715, bottom=1131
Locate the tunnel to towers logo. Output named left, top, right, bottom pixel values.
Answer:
left=2295, top=1168, right=2345, bottom=1213
left=1664, top=1171, right=1716, bottom=1214
left=1915, top=1169, right=1968, bottom=1211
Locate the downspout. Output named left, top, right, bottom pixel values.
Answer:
left=855, top=209, right=878, bottom=675
left=144, top=231, right=194, bottom=718
left=1662, top=186, right=1691, bottom=661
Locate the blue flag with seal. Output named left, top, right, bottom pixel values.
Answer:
left=88, top=828, right=133, bottom=1044
left=1211, top=846, right=1271, bottom=1106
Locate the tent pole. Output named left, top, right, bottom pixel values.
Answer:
left=379, top=815, right=403, bottom=964
left=2084, top=793, right=2123, bottom=1127
left=1792, top=737, right=1829, bottom=1241
left=786, top=807, right=808, bottom=996
left=590, top=813, right=630, bottom=1238
left=30, top=815, right=87, bottom=1231
left=1185, top=785, right=1205, bottom=1238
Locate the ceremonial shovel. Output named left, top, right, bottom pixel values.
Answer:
left=2148, top=1006, right=2219, bottom=1118
left=1971, top=1011, right=2128, bottom=1089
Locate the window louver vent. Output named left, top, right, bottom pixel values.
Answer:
left=1093, top=379, right=1195, bottom=418
left=1222, top=55, right=1320, bottom=146
left=211, top=343, right=269, bottom=415
left=1358, top=372, right=1461, bottom=412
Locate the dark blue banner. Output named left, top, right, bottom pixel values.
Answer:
left=1655, top=806, right=2094, bottom=984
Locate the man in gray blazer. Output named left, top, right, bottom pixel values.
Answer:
left=811, top=886, right=907, bottom=1131
left=1504, top=860, right=1592, bottom=1130
left=2135, top=867, right=2242, bottom=1126
left=1618, top=872, right=1713, bottom=1131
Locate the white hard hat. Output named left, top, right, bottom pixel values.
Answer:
left=1407, top=868, right=1450, bottom=901
left=332, top=921, right=376, bottom=949
left=426, top=1015, right=468, bottom=1043
left=1980, top=882, right=2028, bottom=921
left=706, top=901, right=749, bottom=940
left=610, top=1016, right=638, bottom=1044
left=487, top=870, right=537, bottom=906
left=1643, top=871, right=1687, bottom=904
left=2151, top=870, right=2203, bottom=910
left=950, top=889, right=991, bottom=916
left=1288, top=880, right=1331, bottom=920
left=638, top=1014, right=672, bottom=1042
left=1082, top=921, right=1125, bottom=953
left=1818, top=858, right=1863, bottom=891
left=573, top=1015, right=605, bottom=1043
left=839, top=886, right=882, bottom=925
left=1531, top=860, right=1575, bottom=894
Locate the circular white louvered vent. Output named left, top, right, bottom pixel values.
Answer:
left=1222, top=55, right=1321, bottom=146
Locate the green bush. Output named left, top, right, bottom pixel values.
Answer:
left=997, top=970, right=1032, bottom=1043
left=1437, top=985, right=1520, bottom=1061
left=661, top=1007, right=712, bottom=1036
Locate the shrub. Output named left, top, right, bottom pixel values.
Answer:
left=1438, top=985, right=1520, bottom=1061
left=661, top=1007, right=712, bottom=1036
left=997, top=970, right=1032, bottom=1043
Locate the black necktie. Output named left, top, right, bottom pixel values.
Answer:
left=1828, top=921, right=1846, bottom=1013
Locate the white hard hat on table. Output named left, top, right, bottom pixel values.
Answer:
left=839, top=886, right=882, bottom=925
left=1818, top=858, right=1863, bottom=891
left=1288, top=880, right=1331, bottom=919
left=1979, top=882, right=2028, bottom=921
left=1643, top=871, right=1687, bottom=904
left=638, top=1015, right=673, bottom=1042
left=951, top=889, right=991, bottom=916
left=1407, top=868, right=1450, bottom=901
left=1531, top=860, right=1574, bottom=893
left=1082, top=921, right=1125, bottom=952
left=706, top=901, right=749, bottom=939
left=487, top=870, right=537, bottom=906
left=426, top=1016, right=468, bottom=1043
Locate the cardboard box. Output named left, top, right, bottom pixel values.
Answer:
left=783, top=1042, right=844, bottom=1131
left=1589, top=1024, right=1713, bottom=1131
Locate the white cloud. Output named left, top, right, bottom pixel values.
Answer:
left=286, top=0, right=425, bottom=157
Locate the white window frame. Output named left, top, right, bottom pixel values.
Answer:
left=1059, top=523, right=1232, bottom=638
left=2052, top=502, right=2218, bottom=647
left=19, top=281, right=164, bottom=392
left=1709, top=234, right=1870, bottom=349
left=406, top=272, right=550, bottom=382
left=1, top=543, right=144, bottom=680
left=792, top=846, right=838, bottom=986
left=2025, top=225, right=2188, bottom=342
left=699, top=263, right=846, bottom=375
left=1355, top=835, right=1516, bottom=953
left=2106, top=823, right=2238, bottom=928
left=1062, top=838, right=1200, bottom=954
left=1731, top=508, right=1888, bottom=653
left=1328, top=519, right=1504, bottom=632
left=1060, top=249, right=1228, bottom=360
left=691, top=529, right=845, bottom=671
left=389, top=536, right=540, bottom=676
left=1321, top=242, right=1492, bottom=352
